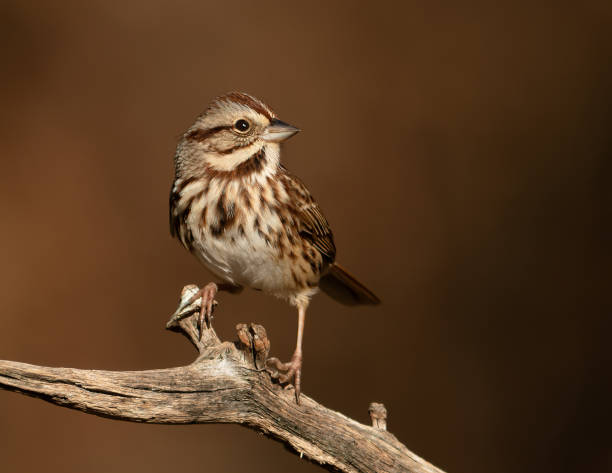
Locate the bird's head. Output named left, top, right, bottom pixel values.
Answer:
left=175, top=92, right=299, bottom=177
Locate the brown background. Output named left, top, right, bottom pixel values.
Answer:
left=0, top=1, right=610, bottom=472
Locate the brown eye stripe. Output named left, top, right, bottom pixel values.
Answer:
left=187, top=125, right=253, bottom=155
left=186, top=125, right=231, bottom=142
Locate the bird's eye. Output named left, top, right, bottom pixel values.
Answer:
left=234, top=119, right=250, bottom=133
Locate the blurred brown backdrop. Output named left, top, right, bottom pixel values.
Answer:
left=0, top=1, right=610, bottom=472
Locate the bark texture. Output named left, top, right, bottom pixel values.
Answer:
left=0, top=285, right=445, bottom=473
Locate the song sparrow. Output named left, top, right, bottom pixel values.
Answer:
left=169, top=92, right=379, bottom=402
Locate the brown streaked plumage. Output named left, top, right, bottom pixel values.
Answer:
left=223, top=91, right=275, bottom=120
left=169, top=92, right=379, bottom=403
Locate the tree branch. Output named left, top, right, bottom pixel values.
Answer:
left=0, top=285, right=445, bottom=473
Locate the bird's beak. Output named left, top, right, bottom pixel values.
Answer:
left=262, top=118, right=300, bottom=143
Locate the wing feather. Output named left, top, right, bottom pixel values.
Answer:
left=298, top=204, right=336, bottom=262
left=281, top=169, right=336, bottom=263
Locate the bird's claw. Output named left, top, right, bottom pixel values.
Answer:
left=267, top=353, right=303, bottom=403
left=197, top=286, right=219, bottom=339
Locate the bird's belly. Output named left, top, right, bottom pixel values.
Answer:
left=192, top=229, right=298, bottom=296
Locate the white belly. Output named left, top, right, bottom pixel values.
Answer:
left=193, top=230, right=290, bottom=295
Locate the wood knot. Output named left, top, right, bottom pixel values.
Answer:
left=166, top=284, right=201, bottom=330
left=368, top=402, right=387, bottom=430
left=236, top=323, right=270, bottom=370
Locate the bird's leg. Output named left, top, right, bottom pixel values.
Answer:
left=268, top=302, right=307, bottom=403
left=170, top=282, right=241, bottom=339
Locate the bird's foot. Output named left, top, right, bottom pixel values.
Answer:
left=168, top=283, right=218, bottom=339
left=191, top=283, right=218, bottom=338
left=267, top=352, right=303, bottom=403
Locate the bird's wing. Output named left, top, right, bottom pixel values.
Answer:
left=297, top=202, right=336, bottom=263
left=280, top=169, right=337, bottom=263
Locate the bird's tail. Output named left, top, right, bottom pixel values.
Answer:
left=319, top=263, right=381, bottom=306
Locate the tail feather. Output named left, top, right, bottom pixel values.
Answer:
left=319, top=263, right=381, bottom=306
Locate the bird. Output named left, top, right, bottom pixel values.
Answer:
left=169, top=92, right=380, bottom=402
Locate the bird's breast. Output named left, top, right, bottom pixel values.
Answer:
left=174, top=175, right=323, bottom=297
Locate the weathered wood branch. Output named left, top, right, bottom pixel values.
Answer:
left=0, top=285, right=444, bottom=473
